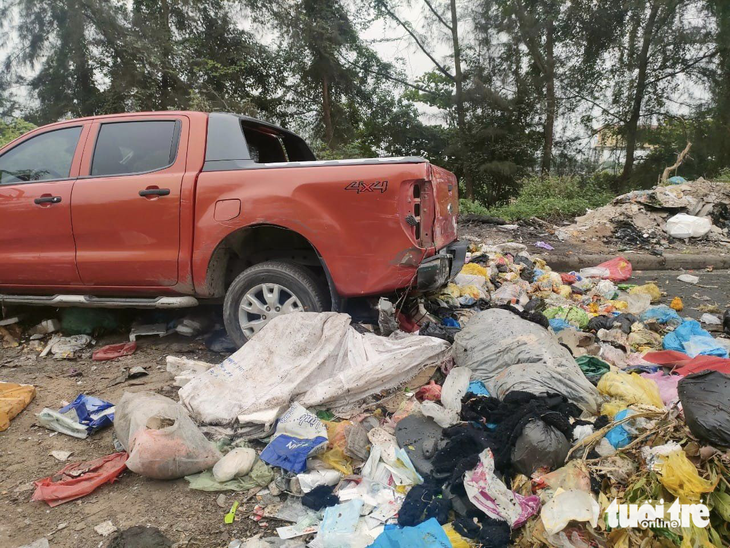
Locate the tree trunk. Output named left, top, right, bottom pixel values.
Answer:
left=450, top=0, right=473, bottom=199
left=322, top=75, right=334, bottom=147
left=620, top=2, right=659, bottom=182
left=541, top=15, right=555, bottom=176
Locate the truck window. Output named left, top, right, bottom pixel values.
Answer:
left=0, top=126, right=82, bottom=185
left=241, top=125, right=287, bottom=163
left=91, top=120, right=178, bottom=176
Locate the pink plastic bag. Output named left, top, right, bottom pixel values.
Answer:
left=596, top=257, right=632, bottom=282
left=640, top=372, right=682, bottom=405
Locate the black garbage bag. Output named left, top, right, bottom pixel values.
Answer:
left=511, top=418, right=570, bottom=476
left=724, top=309, right=730, bottom=336
left=513, top=255, right=535, bottom=282
left=419, top=321, right=461, bottom=343
left=587, top=313, right=638, bottom=334
left=678, top=370, right=730, bottom=448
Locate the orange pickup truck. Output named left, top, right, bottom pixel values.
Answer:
left=0, top=111, right=465, bottom=345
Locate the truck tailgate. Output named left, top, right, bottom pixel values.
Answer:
left=428, top=164, right=459, bottom=249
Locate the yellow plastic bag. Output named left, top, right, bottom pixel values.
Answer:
left=319, top=447, right=353, bottom=475
left=658, top=450, right=715, bottom=503
left=0, top=382, right=35, bottom=431
left=460, top=263, right=488, bottom=278
left=597, top=372, right=664, bottom=408
left=670, top=296, right=684, bottom=312
left=443, top=283, right=461, bottom=299
left=629, top=283, right=662, bottom=303
left=442, top=523, right=471, bottom=548
left=601, top=400, right=627, bottom=419
left=459, top=285, right=483, bottom=299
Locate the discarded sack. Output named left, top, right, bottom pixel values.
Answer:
left=32, top=452, right=127, bottom=506
left=678, top=370, right=730, bottom=447
left=92, top=342, right=137, bottom=361
left=114, top=392, right=221, bottom=480
left=180, top=312, right=450, bottom=426
left=0, top=382, right=35, bottom=431
left=453, top=309, right=601, bottom=413
left=37, top=394, right=115, bottom=438
left=259, top=403, right=328, bottom=473
left=666, top=213, right=712, bottom=238
left=213, top=447, right=257, bottom=482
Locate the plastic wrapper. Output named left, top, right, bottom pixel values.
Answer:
left=260, top=403, right=328, bottom=473
left=597, top=371, right=664, bottom=408
left=114, top=391, right=222, bottom=480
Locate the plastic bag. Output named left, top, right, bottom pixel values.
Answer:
left=114, top=392, right=221, bottom=480
left=576, top=356, right=610, bottom=384
left=657, top=450, right=715, bottom=503
left=597, top=371, right=664, bottom=408
left=32, top=452, right=127, bottom=506
left=540, top=488, right=600, bottom=535
left=666, top=213, right=712, bottom=238
left=512, top=419, right=570, bottom=476
left=442, top=523, right=470, bottom=548
left=61, top=394, right=114, bottom=434
left=440, top=366, right=471, bottom=413
left=454, top=309, right=601, bottom=413
left=370, top=518, right=451, bottom=548
left=213, top=447, right=256, bottom=482
left=605, top=409, right=634, bottom=448
left=641, top=305, right=682, bottom=326
left=0, top=382, right=35, bottom=432
left=420, top=400, right=459, bottom=428
left=260, top=403, right=328, bottom=473
left=464, top=448, right=541, bottom=528
left=629, top=283, right=661, bottom=303
left=597, top=257, right=632, bottom=282
left=664, top=320, right=728, bottom=358
left=319, top=447, right=353, bottom=475
left=185, top=459, right=273, bottom=492
left=678, top=370, right=730, bottom=447
left=640, top=372, right=681, bottom=406
left=92, top=342, right=137, bottom=361
left=461, top=263, right=488, bottom=278
left=543, top=306, right=590, bottom=329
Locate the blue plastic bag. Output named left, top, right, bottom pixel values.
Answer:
left=605, top=409, right=633, bottom=449
left=663, top=320, right=728, bottom=358
left=369, top=518, right=451, bottom=548
left=467, top=380, right=489, bottom=396
left=640, top=305, right=682, bottom=326
left=442, top=317, right=460, bottom=328
left=58, top=394, right=115, bottom=434
left=260, top=434, right=328, bottom=473
left=549, top=318, right=572, bottom=332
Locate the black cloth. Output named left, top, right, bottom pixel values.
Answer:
left=302, top=485, right=339, bottom=511
left=397, top=476, right=451, bottom=527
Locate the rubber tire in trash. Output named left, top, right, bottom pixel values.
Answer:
left=223, top=260, right=329, bottom=347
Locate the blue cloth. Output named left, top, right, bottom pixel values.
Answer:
left=442, top=317, right=460, bottom=328
left=369, top=518, right=451, bottom=548
left=549, top=318, right=572, bottom=332
left=668, top=176, right=687, bottom=184
left=260, top=435, right=328, bottom=473
left=663, top=320, right=728, bottom=358
left=58, top=394, right=114, bottom=434
left=641, top=305, right=682, bottom=326
left=532, top=269, right=544, bottom=282
left=606, top=409, right=633, bottom=448
left=467, top=380, right=489, bottom=396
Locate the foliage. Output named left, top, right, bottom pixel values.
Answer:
left=469, top=174, right=615, bottom=222
left=0, top=118, right=36, bottom=148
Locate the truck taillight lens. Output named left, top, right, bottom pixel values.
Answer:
left=412, top=183, right=422, bottom=241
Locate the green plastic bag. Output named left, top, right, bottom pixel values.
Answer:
left=544, top=306, right=590, bottom=329
left=576, top=356, right=610, bottom=384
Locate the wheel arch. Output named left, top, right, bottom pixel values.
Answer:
left=203, top=224, right=341, bottom=310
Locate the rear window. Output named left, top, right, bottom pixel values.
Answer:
left=241, top=121, right=316, bottom=163
left=91, top=120, right=178, bottom=176
left=0, top=126, right=82, bottom=185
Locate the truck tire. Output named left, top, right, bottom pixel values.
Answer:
left=223, top=260, right=329, bottom=347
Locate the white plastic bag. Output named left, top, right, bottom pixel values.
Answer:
left=114, top=392, right=221, bottom=480
left=180, top=312, right=450, bottom=426
left=421, top=400, right=459, bottom=428
left=212, top=447, right=256, bottom=482
left=540, top=488, right=600, bottom=535
left=666, top=213, right=712, bottom=238
left=441, top=366, right=471, bottom=413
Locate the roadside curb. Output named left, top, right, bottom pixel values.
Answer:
left=543, top=253, right=730, bottom=272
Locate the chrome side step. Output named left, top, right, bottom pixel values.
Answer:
left=0, top=294, right=199, bottom=309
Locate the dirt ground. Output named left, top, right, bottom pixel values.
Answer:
left=0, top=325, right=282, bottom=548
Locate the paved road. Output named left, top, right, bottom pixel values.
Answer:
left=630, top=269, right=730, bottom=322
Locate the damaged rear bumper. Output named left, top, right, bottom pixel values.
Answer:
left=416, top=240, right=467, bottom=292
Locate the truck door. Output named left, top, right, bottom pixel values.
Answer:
left=0, top=124, right=87, bottom=286
left=71, top=116, right=187, bottom=286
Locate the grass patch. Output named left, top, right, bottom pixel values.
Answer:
left=461, top=175, right=614, bottom=222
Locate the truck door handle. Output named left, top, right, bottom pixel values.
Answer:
left=34, top=195, right=62, bottom=205
left=139, top=187, right=170, bottom=197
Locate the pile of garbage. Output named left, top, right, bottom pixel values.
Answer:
left=4, top=246, right=730, bottom=548
left=557, top=178, right=730, bottom=250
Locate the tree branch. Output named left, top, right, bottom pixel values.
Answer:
left=376, top=0, right=455, bottom=81
left=512, top=0, right=548, bottom=75
left=661, top=141, right=692, bottom=183
left=336, top=52, right=442, bottom=97
left=422, top=0, right=452, bottom=31
left=645, top=49, right=718, bottom=86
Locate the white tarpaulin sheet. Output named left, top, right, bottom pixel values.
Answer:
left=179, top=312, right=450, bottom=426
